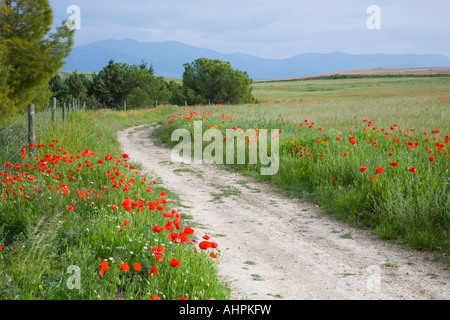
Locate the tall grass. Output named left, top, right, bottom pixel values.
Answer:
left=152, top=77, right=449, bottom=260
left=0, top=108, right=229, bottom=300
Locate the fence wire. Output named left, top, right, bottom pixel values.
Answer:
left=0, top=102, right=81, bottom=169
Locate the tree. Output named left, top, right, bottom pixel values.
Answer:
left=0, top=0, right=74, bottom=111
left=0, top=42, right=14, bottom=115
left=182, top=58, right=255, bottom=105
left=89, top=60, right=125, bottom=108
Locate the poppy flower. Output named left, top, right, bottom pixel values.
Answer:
left=169, top=259, right=180, bottom=267
left=66, top=205, right=74, bottom=211
left=429, top=157, right=435, bottom=162
left=99, top=260, right=110, bottom=271
left=123, top=220, right=129, bottom=226
left=375, top=167, right=384, bottom=174
left=199, top=241, right=213, bottom=250
left=133, top=262, right=141, bottom=271
left=409, top=167, right=417, bottom=173
left=210, top=252, right=217, bottom=259
left=119, top=263, right=129, bottom=272
left=360, top=166, right=367, bottom=173
left=149, top=266, right=158, bottom=276
left=150, top=294, right=161, bottom=300
left=184, top=227, right=194, bottom=234
left=152, top=225, right=163, bottom=233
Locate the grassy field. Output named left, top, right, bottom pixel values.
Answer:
left=153, top=76, right=450, bottom=260
left=0, top=76, right=448, bottom=300
left=0, top=106, right=230, bottom=300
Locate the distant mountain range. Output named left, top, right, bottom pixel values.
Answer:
left=62, top=39, right=450, bottom=80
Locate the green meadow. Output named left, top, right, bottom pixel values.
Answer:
left=153, top=76, right=450, bottom=260
left=0, top=76, right=448, bottom=300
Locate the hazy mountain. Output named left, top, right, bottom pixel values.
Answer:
left=62, top=39, right=450, bottom=80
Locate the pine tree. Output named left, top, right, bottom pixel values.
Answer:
left=0, top=0, right=74, bottom=113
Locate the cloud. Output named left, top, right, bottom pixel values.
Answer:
left=49, top=0, right=450, bottom=58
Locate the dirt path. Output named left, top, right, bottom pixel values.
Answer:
left=118, top=124, right=449, bottom=300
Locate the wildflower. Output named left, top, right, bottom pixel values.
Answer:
left=120, top=263, right=129, bottom=272
left=184, top=227, right=194, bottom=234
left=409, top=167, right=417, bottom=173
left=133, top=262, right=141, bottom=271
left=149, top=266, right=158, bottom=276
left=375, top=167, right=384, bottom=174
left=169, top=259, right=180, bottom=267
left=152, top=225, right=163, bottom=233
left=66, top=205, right=74, bottom=211
left=99, top=260, right=110, bottom=271
left=360, top=166, right=367, bottom=173
left=199, top=241, right=213, bottom=250
left=123, top=220, right=130, bottom=226
left=429, top=157, right=435, bottom=162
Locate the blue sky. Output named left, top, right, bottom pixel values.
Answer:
left=49, top=0, right=450, bottom=59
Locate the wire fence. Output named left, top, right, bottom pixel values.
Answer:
left=0, top=99, right=85, bottom=168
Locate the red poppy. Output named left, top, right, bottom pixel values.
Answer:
left=360, top=166, right=367, bottom=172
left=133, top=262, right=141, bottom=271
left=123, top=220, right=129, bottom=226
left=99, top=260, right=110, bottom=271
left=184, top=227, right=194, bottom=234
left=409, top=167, right=417, bottom=173
left=119, top=263, right=129, bottom=272
left=390, top=162, right=398, bottom=167
left=169, top=259, right=180, bottom=267
left=199, top=241, right=213, bottom=250
left=66, top=205, right=74, bottom=211
left=429, top=157, right=435, bottom=162
left=152, top=225, right=163, bottom=233
left=210, top=252, right=217, bottom=258
left=149, top=266, right=158, bottom=276
left=375, top=167, right=384, bottom=174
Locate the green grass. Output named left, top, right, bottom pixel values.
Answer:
left=0, top=107, right=229, bottom=300
left=152, top=76, right=450, bottom=262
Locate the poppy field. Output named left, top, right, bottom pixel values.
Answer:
left=0, top=108, right=230, bottom=300
left=153, top=76, right=449, bottom=260
left=0, top=76, right=448, bottom=300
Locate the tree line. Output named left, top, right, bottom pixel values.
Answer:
left=49, top=57, right=257, bottom=110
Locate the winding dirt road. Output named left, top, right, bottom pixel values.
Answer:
left=118, top=124, right=449, bottom=300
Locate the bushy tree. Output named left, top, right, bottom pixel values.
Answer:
left=90, top=60, right=171, bottom=109
left=182, top=58, right=255, bottom=105
left=0, top=0, right=74, bottom=112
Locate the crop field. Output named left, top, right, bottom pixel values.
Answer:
left=0, top=76, right=448, bottom=300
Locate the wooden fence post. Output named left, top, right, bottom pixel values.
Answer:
left=28, top=104, right=36, bottom=146
left=62, top=103, right=66, bottom=121
left=52, top=98, right=56, bottom=123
